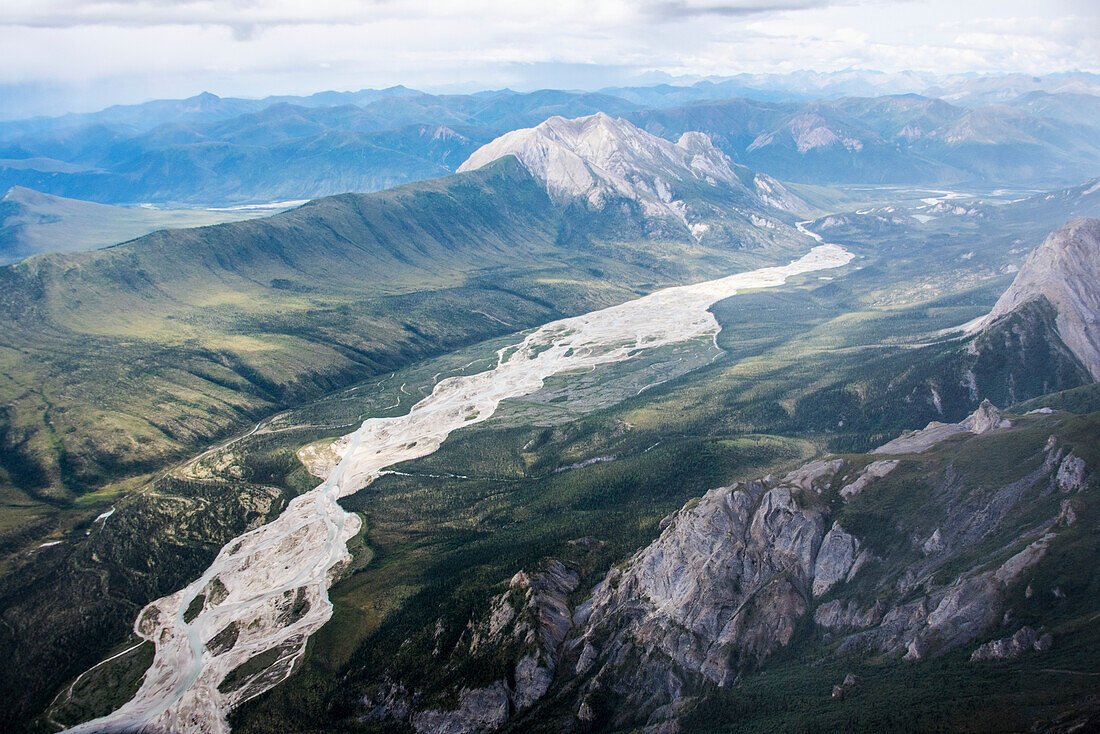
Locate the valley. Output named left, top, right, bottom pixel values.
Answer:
left=65, top=243, right=854, bottom=734
left=0, top=97, right=1096, bottom=734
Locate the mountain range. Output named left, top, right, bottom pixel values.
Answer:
left=3, top=77, right=1100, bottom=208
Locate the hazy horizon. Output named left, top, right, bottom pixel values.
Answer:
left=2, top=0, right=1098, bottom=119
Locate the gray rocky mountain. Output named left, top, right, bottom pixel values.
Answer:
left=977, top=218, right=1100, bottom=380
left=458, top=112, right=807, bottom=240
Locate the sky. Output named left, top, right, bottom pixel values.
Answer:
left=1, top=0, right=1098, bottom=118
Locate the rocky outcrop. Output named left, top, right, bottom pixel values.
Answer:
left=813, top=523, right=871, bottom=597
left=839, top=460, right=899, bottom=498
left=1055, top=452, right=1088, bottom=492
left=814, top=599, right=884, bottom=629
left=411, top=684, right=511, bottom=734
left=518, top=402, right=1086, bottom=729
left=970, top=626, right=1053, bottom=661
left=978, top=218, right=1100, bottom=381
left=873, top=400, right=1010, bottom=455
left=574, top=479, right=825, bottom=682
left=831, top=672, right=861, bottom=699
left=782, top=458, right=845, bottom=492
left=362, top=400, right=1091, bottom=732
left=364, top=562, right=580, bottom=734
left=960, top=399, right=1013, bottom=433
left=561, top=477, right=828, bottom=728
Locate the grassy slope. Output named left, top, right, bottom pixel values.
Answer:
left=0, top=159, right=564, bottom=503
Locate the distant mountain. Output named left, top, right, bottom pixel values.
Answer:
left=930, top=72, right=1100, bottom=106
left=601, top=69, right=946, bottom=106
left=604, top=70, right=1100, bottom=108
left=1004, top=92, right=1100, bottom=129
left=459, top=112, right=806, bottom=241
left=627, top=95, right=1100, bottom=186
left=1002, top=177, right=1100, bottom=222
left=0, top=186, right=280, bottom=264
left=0, top=91, right=643, bottom=206
left=0, top=88, right=421, bottom=137
left=2, top=83, right=1099, bottom=206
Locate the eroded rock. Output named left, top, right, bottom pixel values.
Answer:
left=970, top=626, right=1052, bottom=661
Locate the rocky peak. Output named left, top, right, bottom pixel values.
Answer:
left=457, top=112, right=804, bottom=232
left=960, top=399, right=1012, bottom=434
left=979, top=217, right=1100, bottom=380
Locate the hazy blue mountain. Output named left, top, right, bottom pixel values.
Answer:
left=627, top=95, right=1100, bottom=186
left=604, top=70, right=1100, bottom=107
left=0, top=87, right=422, bottom=139
left=1, top=84, right=1099, bottom=206
left=0, top=91, right=643, bottom=205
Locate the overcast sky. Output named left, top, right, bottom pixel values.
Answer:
left=2, top=0, right=1098, bottom=117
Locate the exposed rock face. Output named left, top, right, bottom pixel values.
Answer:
left=839, top=460, right=899, bottom=499
left=783, top=458, right=845, bottom=492
left=531, top=404, right=1081, bottom=729
left=1056, top=452, right=1088, bottom=492
left=813, top=523, right=871, bottom=597
left=960, top=399, right=1013, bottom=433
left=362, top=402, right=1091, bottom=732
left=560, top=478, right=828, bottom=728
left=458, top=113, right=806, bottom=237
left=814, top=599, right=884, bottom=629
left=970, top=626, right=1053, bottom=661
left=922, top=528, right=945, bottom=555
left=365, top=562, right=580, bottom=733
left=980, top=218, right=1100, bottom=381
left=573, top=479, right=826, bottom=691
left=411, top=683, right=511, bottom=734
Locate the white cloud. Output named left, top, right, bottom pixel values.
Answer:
left=0, top=0, right=1096, bottom=115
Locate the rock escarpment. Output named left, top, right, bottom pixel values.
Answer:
left=566, top=478, right=828, bottom=725
left=556, top=402, right=1088, bottom=729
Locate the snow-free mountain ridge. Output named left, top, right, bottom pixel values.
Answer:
left=458, top=112, right=805, bottom=236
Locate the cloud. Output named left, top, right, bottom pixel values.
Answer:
left=0, top=0, right=1095, bottom=117
left=645, top=0, right=837, bottom=19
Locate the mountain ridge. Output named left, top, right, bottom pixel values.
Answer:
left=976, top=217, right=1100, bottom=380
left=459, top=112, right=806, bottom=239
